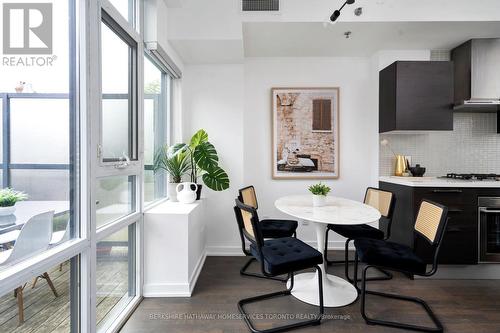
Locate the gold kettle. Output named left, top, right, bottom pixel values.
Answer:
left=394, top=155, right=407, bottom=176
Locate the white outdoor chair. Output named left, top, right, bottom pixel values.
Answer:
left=0, top=211, right=58, bottom=325
left=33, top=216, right=71, bottom=288
left=47, top=217, right=71, bottom=274
left=49, top=217, right=70, bottom=246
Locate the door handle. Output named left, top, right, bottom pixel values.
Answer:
left=114, top=154, right=130, bottom=169
left=479, top=209, right=500, bottom=214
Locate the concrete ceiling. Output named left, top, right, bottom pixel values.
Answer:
left=243, top=21, right=500, bottom=57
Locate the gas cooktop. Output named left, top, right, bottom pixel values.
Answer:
left=441, top=173, right=500, bottom=181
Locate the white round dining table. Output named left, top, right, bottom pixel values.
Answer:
left=275, top=195, right=381, bottom=308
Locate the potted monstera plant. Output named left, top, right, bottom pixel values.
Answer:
left=172, top=129, right=230, bottom=199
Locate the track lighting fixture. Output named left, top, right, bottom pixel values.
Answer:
left=330, top=0, right=355, bottom=22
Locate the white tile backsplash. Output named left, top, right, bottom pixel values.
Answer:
left=380, top=113, right=500, bottom=176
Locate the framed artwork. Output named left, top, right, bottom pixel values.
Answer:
left=272, top=87, right=339, bottom=179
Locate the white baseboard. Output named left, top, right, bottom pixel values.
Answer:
left=188, top=249, right=207, bottom=294
left=206, top=241, right=351, bottom=256
left=143, top=282, right=191, bottom=297
left=144, top=250, right=207, bottom=297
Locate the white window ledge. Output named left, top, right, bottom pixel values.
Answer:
left=144, top=199, right=203, bottom=215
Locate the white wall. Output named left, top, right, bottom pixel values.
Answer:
left=242, top=57, right=375, bottom=247
left=182, top=54, right=448, bottom=253
left=182, top=64, right=245, bottom=254
left=183, top=57, right=377, bottom=253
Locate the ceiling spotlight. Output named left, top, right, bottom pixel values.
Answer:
left=330, top=0, right=355, bottom=22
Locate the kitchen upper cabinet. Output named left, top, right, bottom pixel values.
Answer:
left=379, top=61, right=454, bottom=133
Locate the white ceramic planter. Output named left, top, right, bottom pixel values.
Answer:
left=168, top=183, right=180, bottom=202
left=176, top=182, right=198, bottom=204
left=312, top=195, right=327, bottom=207
left=0, top=205, right=16, bottom=216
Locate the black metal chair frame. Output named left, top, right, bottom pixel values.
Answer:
left=236, top=186, right=297, bottom=283
left=324, top=187, right=396, bottom=283
left=353, top=200, right=449, bottom=333
left=235, top=199, right=324, bottom=333
left=236, top=219, right=295, bottom=283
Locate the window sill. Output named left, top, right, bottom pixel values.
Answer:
left=143, top=197, right=170, bottom=211
left=144, top=199, right=204, bottom=216
left=0, top=238, right=88, bottom=296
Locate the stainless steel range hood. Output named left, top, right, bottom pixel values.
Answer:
left=451, top=39, right=500, bottom=112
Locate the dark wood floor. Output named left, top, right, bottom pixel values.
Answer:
left=121, top=254, right=500, bottom=333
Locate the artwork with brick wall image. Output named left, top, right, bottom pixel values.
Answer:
left=272, top=88, right=339, bottom=179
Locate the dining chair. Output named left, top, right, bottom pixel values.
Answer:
left=353, top=200, right=449, bottom=332
left=235, top=198, right=324, bottom=333
left=324, top=187, right=396, bottom=283
left=236, top=186, right=298, bottom=282
left=0, top=211, right=58, bottom=325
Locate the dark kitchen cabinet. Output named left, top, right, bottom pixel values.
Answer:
left=379, top=61, right=454, bottom=133
left=450, top=40, right=472, bottom=105
left=379, top=182, right=479, bottom=265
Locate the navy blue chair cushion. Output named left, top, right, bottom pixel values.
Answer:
left=354, top=238, right=427, bottom=274
left=250, top=237, right=322, bottom=276
left=328, top=224, right=384, bottom=240
left=260, top=219, right=298, bottom=238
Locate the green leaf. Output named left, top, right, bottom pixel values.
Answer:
left=202, top=166, right=229, bottom=191
left=0, top=188, right=28, bottom=207
left=153, top=145, right=168, bottom=172
left=153, top=144, right=191, bottom=183
left=168, top=143, right=188, bottom=158
left=193, top=141, right=219, bottom=171
left=189, top=129, right=208, bottom=149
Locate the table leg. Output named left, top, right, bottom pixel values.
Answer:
left=287, top=222, right=358, bottom=307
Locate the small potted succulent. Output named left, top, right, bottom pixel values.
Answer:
left=308, top=183, right=331, bottom=207
left=0, top=188, right=28, bottom=216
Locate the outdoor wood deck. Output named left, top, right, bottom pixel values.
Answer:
left=0, top=259, right=129, bottom=333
